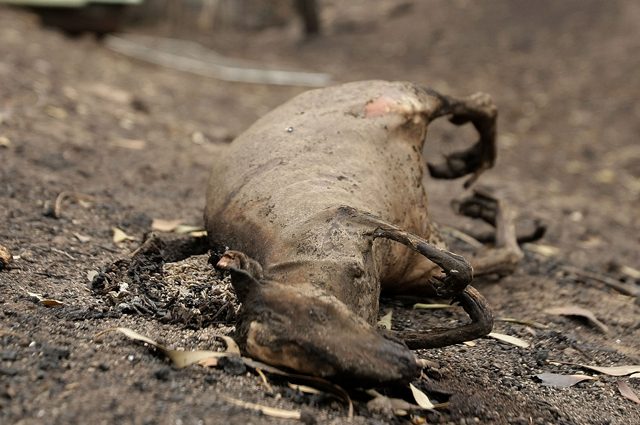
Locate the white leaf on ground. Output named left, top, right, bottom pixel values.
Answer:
left=112, top=227, right=135, bottom=243
left=487, top=332, right=530, bottom=348
left=497, top=317, right=549, bottom=329
left=462, top=341, right=477, bottom=347
left=174, top=224, right=205, bottom=234
left=525, top=244, right=559, bottom=257
left=544, top=306, right=609, bottom=334
left=220, top=395, right=301, bottom=419
left=24, top=290, right=65, bottom=308
left=151, top=218, right=183, bottom=232
left=74, top=233, right=91, bottom=243
left=377, top=310, right=392, bottom=330
left=110, top=138, right=147, bottom=150
left=102, top=327, right=232, bottom=368
left=576, top=364, right=640, bottom=376
left=216, top=335, right=240, bottom=355
left=409, top=383, right=434, bottom=409
left=288, top=383, right=321, bottom=395
left=617, top=381, right=640, bottom=405
left=536, top=373, right=596, bottom=387
left=620, top=265, right=640, bottom=279
left=630, top=373, right=640, bottom=379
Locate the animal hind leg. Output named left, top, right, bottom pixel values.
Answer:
left=453, top=188, right=525, bottom=277
left=422, top=89, right=498, bottom=188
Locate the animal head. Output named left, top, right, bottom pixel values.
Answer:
left=216, top=250, right=419, bottom=385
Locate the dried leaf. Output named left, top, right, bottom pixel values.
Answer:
left=216, top=335, right=240, bottom=355
left=112, top=227, right=135, bottom=243
left=576, top=364, right=640, bottom=376
left=630, top=373, right=640, bottom=379
left=25, top=290, right=64, bottom=308
left=409, top=383, right=434, bottom=409
left=45, top=105, right=67, bottom=119
left=288, top=382, right=321, bottom=395
left=151, top=219, right=183, bottom=232
left=487, top=332, right=530, bottom=348
left=525, top=244, right=559, bottom=257
left=74, top=233, right=91, bottom=243
left=220, top=395, right=301, bottom=419
left=174, top=224, right=205, bottom=234
left=40, top=299, right=65, bottom=308
left=110, top=138, right=147, bottom=150
left=378, top=310, right=392, bottom=330
left=240, top=357, right=353, bottom=419
left=86, top=83, right=132, bottom=104
left=413, top=303, right=454, bottom=310
left=165, top=350, right=229, bottom=369
left=462, top=340, right=477, bottom=347
left=617, top=381, right=640, bottom=405
left=620, top=265, right=640, bottom=279
left=102, top=327, right=232, bottom=368
left=544, top=306, right=609, bottom=334
left=536, top=373, right=596, bottom=387
left=497, top=317, right=549, bottom=329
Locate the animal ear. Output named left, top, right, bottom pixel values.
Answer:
left=228, top=267, right=262, bottom=302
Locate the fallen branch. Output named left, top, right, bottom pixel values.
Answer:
left=105, top=35, right=331, bottom=87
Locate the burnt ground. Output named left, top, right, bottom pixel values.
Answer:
left=1, top=1, right=639, bottom=424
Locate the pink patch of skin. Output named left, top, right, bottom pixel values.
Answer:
left=364, top=96, right=399, bottom=118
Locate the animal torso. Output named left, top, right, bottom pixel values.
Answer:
left=205, top=81, right=445, bottom=324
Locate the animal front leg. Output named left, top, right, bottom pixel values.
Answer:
left=424, top=90, right=497, bottom=188
left=370, top=223, right=493, bottom=348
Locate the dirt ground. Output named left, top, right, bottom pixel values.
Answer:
left=1, top=1, right=640, bottom=424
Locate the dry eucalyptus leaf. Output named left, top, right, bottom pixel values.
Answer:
left=288, top=383, right=321, bottom=395
left=621, top=265, right=640, bottom=280
left=413, top=303, right=453, bottom=310
left=104, top=327, right=232, bottom=368
left=241, top=357, right=353, bottom=419
left=174, top=224, right=205, bottom=234
left=487, top=332, right=530, bottom=348
left=216, top=335, right=240, bottom=355
left=617, top=381, right=640, bottom=405
left=87, top=270, right=99, bottom=282
left=220, top=395, right=301, bottom=420
left=74, top=233, right=91, bottom=243
left=40, top=299, right=65, bottom=308
left=86, top=83, right=132, bottom=104
left=525, top=244, right=559, bottom=257
left=409, top=383, right=434, bottom=409
left=536, top=373, right=596, bottom=388
left=112, top=227, right=135, bottom=243
left=378, top=310, right=392, bottom=330
left=576, top=364, right=640, bottom=377
left=544, top=306, right=609, bottom=334
left=497, top=317, right=548, bottom=329
left=25, top=290, right=65, bottom=308
left=151, top=218, right=183, bottom=232
left=110, top=138, right=147, bottom=150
